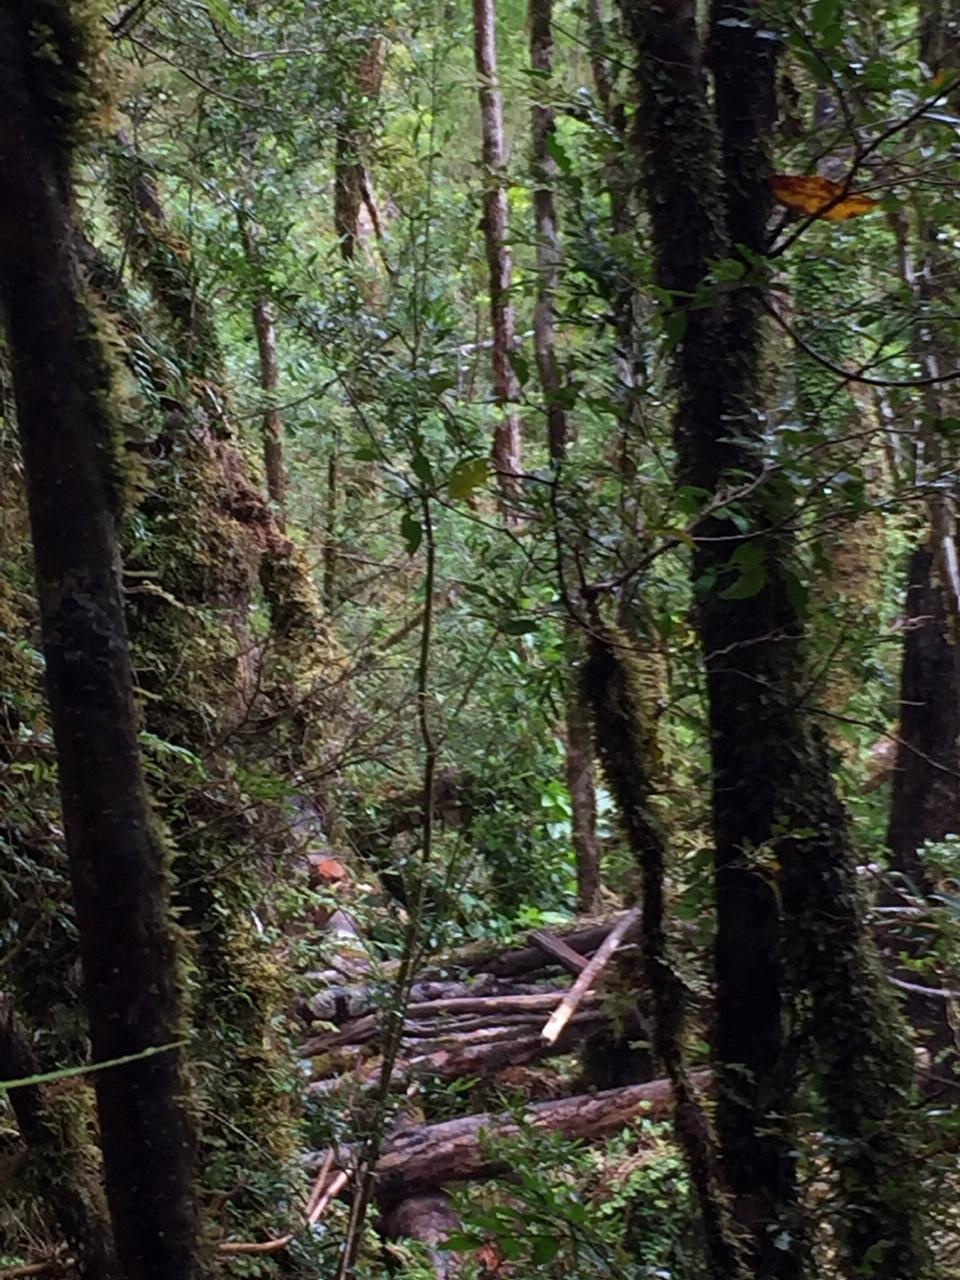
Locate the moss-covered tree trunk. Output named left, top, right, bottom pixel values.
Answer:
left=0, top=7, right=195, bottom=1279
left=888, top=1, right=960, bottom=890
left=584, top=624, right=745, bottom=1280
left=105, top=130, right=326, bottom=1246
left=0, top=1002, right=118, bottom=1280
left=888, top=545, right=960, bottom=889
left=623, top=0, right=926, bottom=1275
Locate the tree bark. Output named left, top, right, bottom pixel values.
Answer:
left=0, top=10, right=196, bottom=1280
left=237, top=177, right=286, bottom=522
left=382, top=1194, right=462, bottom=1277
left=623, top=0, right=926, bottom=1275
left=0, top=1002, right=118, bottom=1280
left=529, top=0, right=565, bottom=463
left=584, top=626, right=744, bottom=1278
left=250, top=290, right=286, bottom=518
left=565, top=668, right=601, bottom=913
left=888, top=545, right=960, bottom=889
left=428, top=912, right=643, bottom=979
left=880, top=0, right=960, bottom=1091
left=307, top=1016, right=604, bottom=1093
left=887, top=3, right=960, bottom=891
left=473, top=0, right=523, bottom=506
left=334, top=38, right=386, bottom=263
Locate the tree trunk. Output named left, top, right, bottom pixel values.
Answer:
left=881, top=0, right=960, bottom=1088
left=473, top=0, right=522, bottom=506
left=0, top=11, right=196, bottom=1280
left=334, top=37, right=387, bottom=263
left=623, top=0, right=926, bottom=1275
left=528, top=0, right=601, bottom=912
left=529, top=0, right=565, bottom=463
left=237, top=180, right=286, bottom=521
left=584, top=625, right=744, bottom=1278
left=565, top=684, right=601, bottom=913
left=427, top=912, right=643, bottom=979
left=0, top=1002, right=118, bottom=1280
left=250, top=291, right=286, bottom=519
left=334, top=132, right=366, bottom=262
left=382, top=1194, right=462, bottom=1278
left=888, top=545, right=960, bottom=889
left=887, top=2, right=960, bottom=890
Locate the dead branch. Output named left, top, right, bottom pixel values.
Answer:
left=541, top=908, right=641, bottom=1045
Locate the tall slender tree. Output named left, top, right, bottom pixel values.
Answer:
left=529, top=0, right=601, bottom=913
left=622, top=0, right=926, bottom=1274
left=238, top=141, right=287, bottom=523
left=473, top=0, right=522, bottom=507
left=0, top=6, right=195, bottom=1279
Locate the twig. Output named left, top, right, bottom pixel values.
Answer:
left=0, top=1264, right=70, bottom=1279
left=308, top=1169, right=350, bottom=1223
left=541, top=907, right=641, bottom=1045
left=304, top=1148, right=335, bottom=1218
left=218, top=1235, right=293, bottom=1256
left=889, top=976, right=960, bottom=1001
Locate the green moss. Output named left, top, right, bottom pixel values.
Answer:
left=107, top=143, right=226, bottom=390
left=583, top=619, right=745, bottom=1279
left=24, top=2, right=110, bottom=154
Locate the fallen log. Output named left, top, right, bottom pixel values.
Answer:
left=428, top=914, right=642, bottom=980
left=299, top=991, right=602, bottom=1057
left=382, top=1194, right=462, bottom=1279
left=304, top=1069, right=710, bottom=1198
left=307, top=1012, right=605, bottom=1092
left=303, top=975, right=551, bottom=1025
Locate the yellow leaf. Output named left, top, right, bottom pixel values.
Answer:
left=770, top=174, right=878, bottom=221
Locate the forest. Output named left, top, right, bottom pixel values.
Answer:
left=1, top=0, right=960, bottom=1277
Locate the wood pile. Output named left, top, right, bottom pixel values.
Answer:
left=297, top=910, right=649, bottom=1092
left=296, top=909, right=693, bottom=1271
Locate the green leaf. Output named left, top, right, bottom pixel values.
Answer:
left=441, top=1232, right=485, bottom=1253
left=448, top=456, right=489, bottom=500
left=718, top=543, right=767, bottom=600
left=503, top=618, right=538, bottom=636
left=545, top=133, right=572, bottom=175
left=206, top=0, right=244, bottom=34
left=400, top=511, right=422, bottom=555
left=429, top=371, right=457, bottom=396
left=710, top=255, right=747, bottom=284
left=811, top=0, right=842, bottom=46
left=782, top=565, right=809, bottom=617
left=510, top=350, right=530, bottom=388
left=663, top=306, right=687, bottom=348
left=532, top=1236, right=562, bottom=1264
left=410, top=452, right=434, bottom=486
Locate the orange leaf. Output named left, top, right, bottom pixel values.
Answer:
left=308, top=854, right=347, bottom=882
left=771, top=174, right=878, bottom=221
